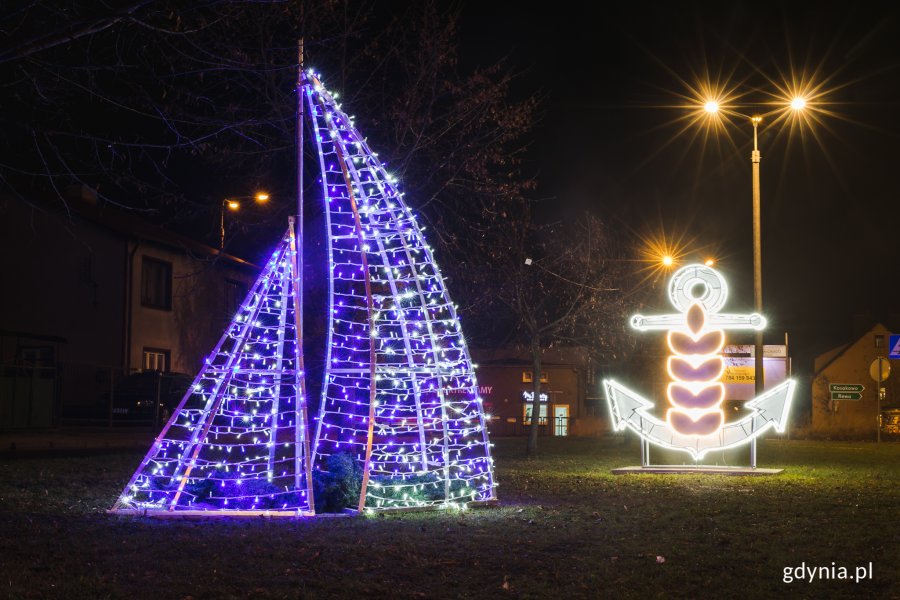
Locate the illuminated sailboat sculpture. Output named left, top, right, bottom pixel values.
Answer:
left=112, top=224, right=315, bottom=515
left=604, top=264, right=796, bottom=462
left=112, top=71, right=496, bottom=515
left=305, top=72, right=496, bottom=510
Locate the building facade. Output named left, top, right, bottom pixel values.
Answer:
left=811, top=323, right=898, bottom=439
left=471, top=347, right=606, bottom=437
left=0, top=191, right=258, bottom=427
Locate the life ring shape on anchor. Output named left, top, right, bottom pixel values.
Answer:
left=668, top=264, right=728, bottom=314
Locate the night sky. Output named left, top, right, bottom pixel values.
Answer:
left=5, top=1, right=899, bottom=380
left=457, top=1, right=900, bottom=371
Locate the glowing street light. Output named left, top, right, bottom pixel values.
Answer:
left=220, top=192, right=270, bottom=249
left=790, top=97, right=807, bottom=111
left=661, top=255, right=674, bottom=267
left=704, top=100, right=720, bottom=114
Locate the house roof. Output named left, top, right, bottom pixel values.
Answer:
left=5, top=189, right=260, bottom=271
left=75, top=198, right=260, bottom=270
left=813, top=322, right=890, bottom=376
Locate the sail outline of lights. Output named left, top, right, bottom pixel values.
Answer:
left=111, top=221, right=314, bottom=516
left=305, top=71, right=496, bottom=511
left=111, top=68, right=496, bottom=516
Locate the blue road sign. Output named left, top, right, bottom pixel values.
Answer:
left=890, top=334, right=900, bottom=359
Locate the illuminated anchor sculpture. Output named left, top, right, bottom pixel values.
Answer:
left=604, top=264, right=795, bottom=460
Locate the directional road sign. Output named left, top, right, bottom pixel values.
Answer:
left=829, top=383, right=864, bottom=402
left=829, top=384, right=864, bottom=393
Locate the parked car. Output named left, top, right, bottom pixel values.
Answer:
left=102, top=371, right=193, bottom=423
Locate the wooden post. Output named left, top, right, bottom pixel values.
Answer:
left=329, top=130, right=378, bottom=513
left=288, top=217, right=315, bottom=511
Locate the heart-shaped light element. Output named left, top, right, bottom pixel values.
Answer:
left=667, top=409, right=724, bottom=436
left=667, top=356, right=724, bottom=382
left=667, top=329, right=725, bottom=356
left=667, top=382, right=724, bottom=410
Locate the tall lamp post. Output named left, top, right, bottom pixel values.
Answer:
left=702, top=96, right=806, bottom=466
left=220, top=192, right=269, bottom=250
left=703, top=100, right=806, bottom=397
left=750, top=114, right=764, bottom=402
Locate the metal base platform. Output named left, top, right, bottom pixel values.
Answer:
left=108, top=508, right=315, bottom=518
left=366, top=499, right=500, bottom=514
left=108, top=499, right=499, bottom=518
left=612, top=466, right=783, bottom=476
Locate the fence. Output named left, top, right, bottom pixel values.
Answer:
left=0, top=362, right=56, bottom=428
left=0, top=361, right=191, bottom=429
left=487, top=416, right=575, bottom=437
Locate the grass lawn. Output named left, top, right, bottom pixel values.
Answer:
left=0, top=436, right=897, bottom=599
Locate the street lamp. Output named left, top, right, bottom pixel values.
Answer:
left=696, top=92, right=808, bottom=468
left=220, top=192, right=269, bottom=250
left=701, top=98, right=806, bottom=398
left=790, top=97, right=807, bottom=111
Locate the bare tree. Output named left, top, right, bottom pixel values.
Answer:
left=1, top=2, right=536, bottom=250
left=452, top=195, right=639, bottom=454
left=1, top=2, right=360, bottom=221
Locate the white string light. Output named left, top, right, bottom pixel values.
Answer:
left=112, top=70, right=497, bottom=515
left=112, top=230, right=313, bottom=514
left=306, top=73, right=496, bottom=509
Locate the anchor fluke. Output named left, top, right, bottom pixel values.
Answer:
left=604, top=378, right=795, bottom=460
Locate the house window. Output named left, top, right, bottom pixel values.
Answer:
left=523, top=404, right=548, bottom=426
left=224, top=279, right=248, bottom=319
left=19, top=346, right=55, bottom=379
left=19, top=346, right=54, bottom=367
left=522, top=371, right=549, bottom=383
left=875, top=335, right=884, bottom=348
left=143, top=348, right=169, bottom=372
left=141, top=257, right=172, bottom=310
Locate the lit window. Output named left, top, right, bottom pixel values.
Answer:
left=523, top=404, right=548, bottom=426
left=143, top=349, right=169, bottom=372
left=522, top=371, right=549, bottom=383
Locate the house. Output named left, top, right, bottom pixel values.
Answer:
left=470, top=346, right=605, bottom=437
left=811, top=323, right=898, bottom=439
left=0, top=189, right=259, bottom=427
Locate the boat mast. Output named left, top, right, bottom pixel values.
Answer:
left=296, top=38, right=305, bottom=339
left=293, top=38, right=314, bottom=501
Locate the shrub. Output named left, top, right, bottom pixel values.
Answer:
left=313, top=452, right=363, bottom=513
